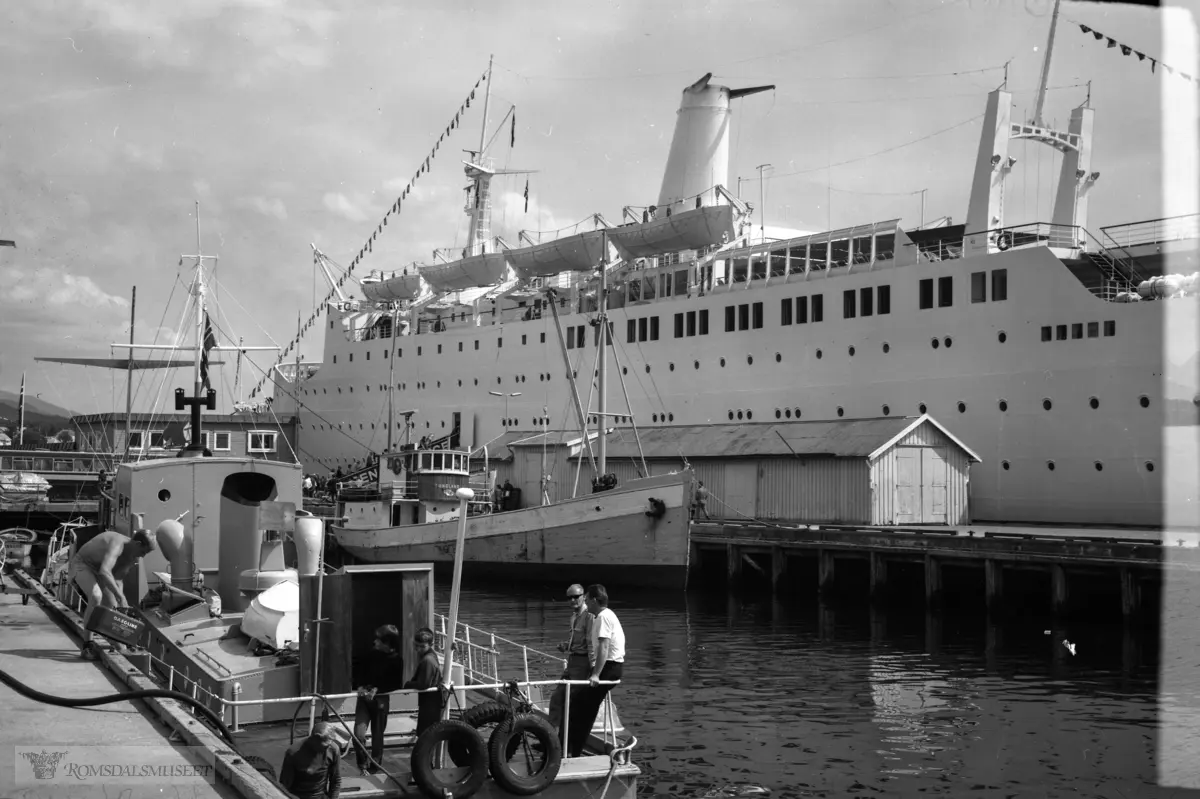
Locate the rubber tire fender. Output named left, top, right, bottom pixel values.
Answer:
left=487, top=714, right=562, bottom=796
left=454, top=702, right=516, bottom=766
left=411, top=719, right=488, bottom=799
left=242, top=754, right=277, bottom=782
left=997, top=231, right=1012, bottom=251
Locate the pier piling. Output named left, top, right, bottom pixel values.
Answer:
left=1051, top=564, right=1069, bottom=616
left=924, top=555, right=943, bottom=606
left=984, top=559, right=1004, bottom=617
left=869, top=552, right=888, bottom=603
left=818, top=550, right=835, bottom=598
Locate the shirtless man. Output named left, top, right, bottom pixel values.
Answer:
left=69, top=529, right=156, bottom=658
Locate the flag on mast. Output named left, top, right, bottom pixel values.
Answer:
left=200, top=313, right=217, bottom=392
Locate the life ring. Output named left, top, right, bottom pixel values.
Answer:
left=411, top=719, right=488, bottom=799
left=996, top=231, right=1012, bottom=251
left=487, top=714, right=562, bottom=796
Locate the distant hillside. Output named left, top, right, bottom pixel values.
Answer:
left=0, top=390, right=74, bottom=440
left=0, top=390, right=76, bottom=419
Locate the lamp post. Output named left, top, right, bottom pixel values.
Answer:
left=488, top=391, right=522, bottom=427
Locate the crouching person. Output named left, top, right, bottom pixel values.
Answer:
left=69, top=528, right=157, bottom=658
left=280, top=721, right=341, bottom=799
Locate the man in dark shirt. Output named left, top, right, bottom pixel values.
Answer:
left=353, top=625, right=404, bottom=774
left=404, top=626, right=443, bottom=736
left=280, top=721, right=341, bottom=799
left=549, top=583, right=592, bottom=734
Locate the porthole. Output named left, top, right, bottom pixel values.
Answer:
left=1094, top=461, right=1103, bottom=471
left=775, top=353, right=782, bottom=363
left=521, top=375, right=527, bottom=383
left=957, top=401, right=966, bottom=413
left=1047, top=460, right=1056, bottom=471
left=998, top=399, right=1008, bottom=412
left=848, top=346, right=855, bottom=357
left=158, top=489, right=171, bottom=502
left=836, top=406, right=845, bottom=418
left=623, top=367, right=628, bottom=375
left=458, top=379, right=462, bottom=387
left=1145, top=461, right=1155, bottom=472
left=645, top=364, right=651, bottom=373
left=746, top=410, right=753, bottom=420
left=785, top=409, right=792, bottom=418
left=1043, top=398, right=1052, bottom=411
left=747, top=355, right=754, bottom=365
left=776, top=409, right=782, bottom=419
left=816, top=349, right=823, bottom=359
left=918, top=403, right=927, bottom=414
left=669, top=363, right=675, bottom=371
left=882, top=404, right=890, bottom=416
left=944, top=337, right=953, bottom=348
left=694, top=360, right=700, bottom=370
left=1089, top=397, right=1099, bottom=410
left=497, top=377, right=501, bottom=384
left=668, top=413, right=674, bottom=422
left=653, top=414, right=659, bottom=423
left=737, top=410, right=744, bottom=420
left=437, top=381, right=441, bottom=388
left=473, top=379, right=478, bottom=386
left=720, top=358, right=726, bottom=367
left=998, top=331, right=1007, bottom=343
left=882, top=342, right=890, bottom=354
left=1001, top=460, right=1010, bottom=470
left=931, top=338, right=940, bottom=350
left=794, top=408, right=801, bottom=418
left=728, top=411, right=735, bottom=420
left=1139, top=395, right=1150, bottom=408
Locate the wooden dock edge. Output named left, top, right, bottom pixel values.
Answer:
left=9, top=569, right=287, bottom=799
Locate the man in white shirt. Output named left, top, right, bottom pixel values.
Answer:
left=566, top=583, right=625, bottom=757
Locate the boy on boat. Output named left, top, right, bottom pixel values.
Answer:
left=352, top=624, right=404, bottom=775
left=405, top=626, right=443, bottom=736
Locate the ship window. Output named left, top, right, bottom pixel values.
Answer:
left=860, top=287, right=873, bottom=317
left=333, top=355, right=337, bottom=363
left=738, top=304, right=750, bottom=331
left=877, top=285, right=891, bottom=315
left=566, top=330, right=575, bottom=350
left=522, top=335, right=527, bottom=345
left=796, top=296, right=808, bottom=324
left=725, top=306, right=736, bottom=332
left=638, top=317, right=648, bottom=342
left=541, top=332, right=546, bottom=343
left=418, top=347, right=422, bottom=356
left=1087, top=322, right=1099, bottom=338
left=874, top=233, right=895, bottom=261
left=687, top=310, right=697, bottom=336
left=699, top=309, right=709, bottom=335
left=812, top=294, right=824, bottom=322
left=1071, top=323, right=1083, bottom=339
left=1042, top=326, right=1052, bottom=341
left=458, top=342, right=463, bottom=352
left=421, top=454, right=432, bottom=470
left=919, top=279, right=934, bottom=309
left=781, top=298, right=793, bottom=326
left=732, top=257, right=749, bottom=283
left=852, top=236, right=872, bottom=264
left=971, top=271, right=987, bottom=303
left=596, top=321, right=613, bottom=347
left=650, top=316, right=660, bottom=341
left=1056, top=325, right=1067, bottom=341
left=627, top=319, right=636, bottom=343
left=810, top=241, right=828, bottom=271
left=752, top=302, right=763, bottom=329
left=1104, top=320, right=1116, bottom=337
left=843, top=290, right=856, bottom=319
left=675, top=313, right=684, bottom=338
left=498, top=337, right=503, bottom=348
left=770, top=251, right=787, bottom=277
left=788, top=245, right=807, bottom=272
left=248, top=431, right=277, bottom=453
left=366, top=351, right=371, bottom=360
left=577, top=326, right=586, bottom=348
left=474, top=340, right=480, bottom=350
left=992, top=268, right=1008, bottom=301
left=675, top=269, right=688, bottom=295
left=938, top=276, right=953, bottom=307
left=830, top=239, right=849, bottom=268
left=751, top=256, right=767, bottom=281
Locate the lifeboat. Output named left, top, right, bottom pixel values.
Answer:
left=361, top=270, right=423, bottom=302
left=420, top=251, right=510, bottom=292
left=607, top=203, right=738, bottom=259
left=508, top=229, right=610, bottom=279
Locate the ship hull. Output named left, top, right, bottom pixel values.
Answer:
left=331, top=471, right=695, bottom=589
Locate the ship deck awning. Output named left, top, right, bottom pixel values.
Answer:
left=583, top=415, right=981, bottom=462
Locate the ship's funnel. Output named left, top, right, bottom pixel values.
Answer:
left=657, top=74, right=774, bottom=209
left=154, top=519, right=193, bottom=592
left=294, top=514, right=325, bottom=577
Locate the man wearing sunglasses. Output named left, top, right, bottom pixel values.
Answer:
left=548, top=583, right=593, bottom=733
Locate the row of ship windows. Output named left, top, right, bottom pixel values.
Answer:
left=1042, top=321, right=1116, bottom=340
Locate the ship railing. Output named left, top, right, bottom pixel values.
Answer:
left=1100, top=213, right=1200, bottom=249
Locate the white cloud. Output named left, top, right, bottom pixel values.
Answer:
left=237, top=196, right=288, bottom=221
left=322, top=192, right=369, bottom=223
left=0, top=264, right=128, bottom=312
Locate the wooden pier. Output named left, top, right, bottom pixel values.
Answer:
left=690, top=521, right=1200, bottom=619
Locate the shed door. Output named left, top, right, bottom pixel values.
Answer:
left=894, top=448, right=920, bottom=524
left=921, top=447, right=948, bottom=524
left=721, top=462, right=758, bottom=521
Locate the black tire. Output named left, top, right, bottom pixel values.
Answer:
left=243, top=754, right=277, bottom=782
left=411, top=719, right=488, bottom=799
left=487, top=714, right=562, bottom=796
left=452, top=701, right=515, bottom=765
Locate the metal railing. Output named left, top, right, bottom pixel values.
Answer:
left=1101, top=213, right=1200, bottom=249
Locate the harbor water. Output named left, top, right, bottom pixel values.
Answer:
left=437, top=579, right=1200, bottom=799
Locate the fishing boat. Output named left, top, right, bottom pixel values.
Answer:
left=270, top=10, right=1197, bottom=533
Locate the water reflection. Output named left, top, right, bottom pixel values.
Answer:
left=437, top=581, right=1200, bottom=798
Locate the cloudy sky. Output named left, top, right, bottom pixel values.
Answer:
left=0, top=0, right=1190, bottom=415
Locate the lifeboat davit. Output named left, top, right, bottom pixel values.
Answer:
left=361, top=270, right=423, bottom=302
left=420, top=252, right=510, bottom=292
left=508, top=229, right=610, bottom=279
left=608, top=204, right=738, bottom=259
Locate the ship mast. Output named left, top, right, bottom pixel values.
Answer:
left=179, top=202, right=219, bottom=453
left=465, top=55, right=496, bottom=255
left=596, top=232, right=608, bottom=477
left=1031, top=0, right=1063, bottom=125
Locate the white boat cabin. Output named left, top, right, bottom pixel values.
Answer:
left=337, top=446, right=493, bottom=529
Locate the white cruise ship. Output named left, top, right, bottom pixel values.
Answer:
left=270, top=47, right=1199, bottom=530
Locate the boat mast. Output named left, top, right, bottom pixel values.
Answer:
left=596, top=232, right=608, bottom=477
left=178, top=202, right=219, bottom=453
left=465, top=55, right=495, bottom=255
left=1031, top=0, right=1062, bottom=125
left=386, top=304, right=399, bottom=453
left=124, top=287, right=135, bottom=461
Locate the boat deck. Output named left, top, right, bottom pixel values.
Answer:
left=0, top=589, right=240, bottom=798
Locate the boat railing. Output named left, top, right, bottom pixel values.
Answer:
left=1100, top=212, right=1200, bottom=249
